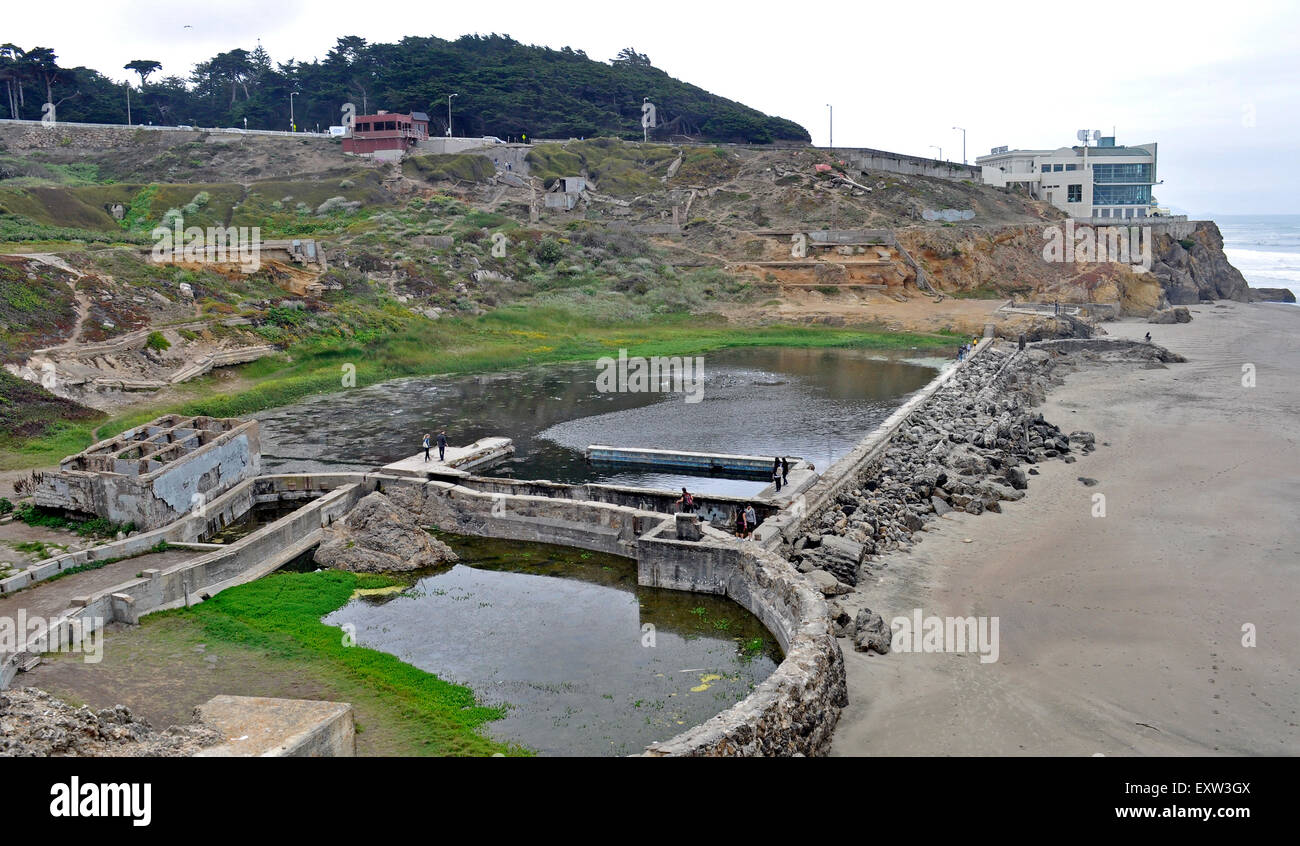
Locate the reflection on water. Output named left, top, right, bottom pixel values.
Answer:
left=257, top=346, right=938, bottom=496
left=322, top=534, right=782, bottom=756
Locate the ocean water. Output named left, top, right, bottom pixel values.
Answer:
left=1215, top=214, right=1300, bottom=304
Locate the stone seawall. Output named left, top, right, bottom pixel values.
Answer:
left=779, top=338, right=1180, bottom=600
left=640, top=537, right=847, bottom=756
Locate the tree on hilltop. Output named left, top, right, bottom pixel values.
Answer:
left=125, top=59, right=161, bottom=87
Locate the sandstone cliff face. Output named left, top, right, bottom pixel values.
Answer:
left=898, top=219, right=1247, bottom=315
left=1148, top=222, right=1249, bottom=304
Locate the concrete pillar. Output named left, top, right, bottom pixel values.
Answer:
left=675, top=513, right=703, bottom=541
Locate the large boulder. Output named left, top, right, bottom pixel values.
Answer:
left=806, top=569, right=852, bottom=597
left=852, top=608, right=892, bottom=655
left=1147, top=306, right=1191, bottom=324
left=314, top=491, right=459, bottom=573
left=1249, top=287, right=1297, bottom=303
left=799, top=535, right=866, bottom=586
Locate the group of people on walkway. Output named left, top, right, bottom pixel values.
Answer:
left=956, top=337, right=981, bottom=361
left=674, top=453, right=791, bottom=541
left=422, top=430, right=448, bottom=462
left=772, top=456, right=791, bottom=492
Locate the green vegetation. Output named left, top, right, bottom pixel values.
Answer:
left=0, top=158, right=110, bottom=188
left=527, top=138, right=687, bottom=194
left=159, top=570, right=523, bottom=755
left=0, top=213, right=148, bottom=245
left=404, top=154, right=496, bottom=184
left=0, top=37, right=808, bottom=143
left=0, top=259, right=78, bottom=359
left=14, top=504, right=135, bottom=538
left=13, top=540, right=61, bottom=560
left=0, top=369, right=101, bottom=453
left=3, top=312, right=956, bottom=469
left=949, top=286, right=1009, bottom=300
left=145, top=331, right=171, bottom=352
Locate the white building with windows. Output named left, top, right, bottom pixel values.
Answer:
left=978, top=136, right=1163, bottom=222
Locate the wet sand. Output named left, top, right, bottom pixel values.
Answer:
left=830, top=301, right=1299, bottom=756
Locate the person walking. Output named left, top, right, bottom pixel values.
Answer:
left=781, top=456, right=790, bottom=484
left=675, top=487, right=696, bottom=513
left=734, top=506, right=748, bottom=539
left=772, top=457, right=783, bottom=493
left=436, top=430, right=447, bottom=461
left=744, top=503, right=758, bottom=539
left=422, top=433, right=432, bottom=462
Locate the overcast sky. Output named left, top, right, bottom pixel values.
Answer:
left=7, top=0, right=1298, bottom=214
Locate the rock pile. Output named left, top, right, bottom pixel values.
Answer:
left=315, top=491, right=459, bottom=573
left=790, top=346, right=1093, bottom=598
left=1147, top=306, right=1192, bottom=324
left=0, top=687, right=222, bottom=757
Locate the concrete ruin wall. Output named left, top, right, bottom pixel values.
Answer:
left=640, top=541, right=846, bottom=756
left=834, top=146, right=983, bottom=182
left=195, top=695, right=356, bottom=757
left=33, top=415, right=262, bottom=530
left=2, top=477, right=363, bottom=687
left=374, top=475, right=847, bottom=756
left=452, top=476, right=781, bottom=527
left=6, top=469, right=848, bottom=757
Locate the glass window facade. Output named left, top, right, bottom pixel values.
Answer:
left=1092, top=184, right=1152, bottom=205
left=1068, top=184, right=1082, bottom=203
left=1093, top=163, right=1152, bottom=183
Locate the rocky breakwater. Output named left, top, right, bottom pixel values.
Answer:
left=786, top=340, right=1179, bottom=646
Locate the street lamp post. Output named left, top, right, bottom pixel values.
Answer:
left=930, top=145, right=943, bottom=162
left=826, top=103, right=833, bottom=149
left=447, top=93, right=458, bottom=137
left=289, top=91, right=298, bottom=132
left=952, top=126, right=967, bottom=164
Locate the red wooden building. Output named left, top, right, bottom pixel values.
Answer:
left=342, top=111, right=430, bottom=156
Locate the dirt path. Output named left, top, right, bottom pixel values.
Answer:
left=828, top=301, right=1299, bottom=755
left=21, top=253, right=92, bottom=347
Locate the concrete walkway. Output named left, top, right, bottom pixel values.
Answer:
left=382, top=437, right=513, bottom=478
left=0, top=548, right=197, bottom=623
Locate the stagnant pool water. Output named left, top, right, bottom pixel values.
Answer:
left=321, top=533, right=783, bottom=756
left=200, top=500, right=307, bottom=545
left=257, top=346, right=941, bottom=497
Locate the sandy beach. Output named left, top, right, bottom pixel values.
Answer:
left=830, top=300, right=1299, bottom=756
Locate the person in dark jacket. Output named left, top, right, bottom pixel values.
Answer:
left=436, top=430, right=447, bottom=461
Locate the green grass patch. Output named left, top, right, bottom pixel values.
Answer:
left=160, top=570, right=524, bottom=756
left=403, top=154, right=496, bottom=184
left=527, top=138, right=680, bottom=194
